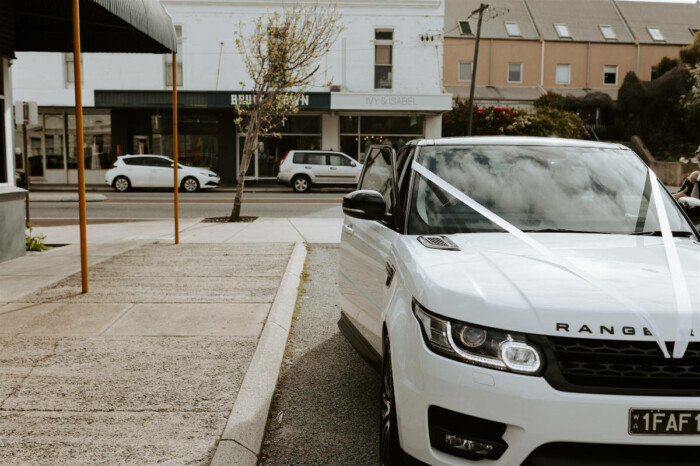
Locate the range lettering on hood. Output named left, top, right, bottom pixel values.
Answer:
left=556, top=323, right=696, bottom=337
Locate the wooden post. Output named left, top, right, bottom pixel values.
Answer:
left=172, top=52, right=179, bottom=244
left=72, top=0, right=88, bottom=293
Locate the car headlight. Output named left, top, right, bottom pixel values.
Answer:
left=413, top=300, right=542, bottom=375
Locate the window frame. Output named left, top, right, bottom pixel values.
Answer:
left=374, top=29, right=394, bottom=90
left=507, top=63, right=523, bottom=84
left=599, top=25, right=617, bottom=41
left=555, top=64, right=571, bottom=85
left=647, top=26, right=665, bottom=42
left=554, top=23, right=572, bottom=39
left=603, top=65, right=618, bottom=86
left=458, top=21, right=473, bottom=36
left=458, top=62, right=473, bottom=82
left=504, top=21, right=522, bottom=37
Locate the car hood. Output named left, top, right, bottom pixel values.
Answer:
left=395, top=233, right=700, bottom=342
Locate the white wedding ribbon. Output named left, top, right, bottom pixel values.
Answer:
left=411, top=160, right=692, bottom=359
left=648, top=170, right=694, bottom=358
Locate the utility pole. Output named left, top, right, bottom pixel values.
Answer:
left=466, top=3, right=488, bottom=136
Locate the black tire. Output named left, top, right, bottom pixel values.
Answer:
left=381, top=338, right=403, bottom=466
left=181, top=177, right=200, bottom=192
left=292, top=175, right=311, bottom=193
left=113, top=176, right=131, bottom=192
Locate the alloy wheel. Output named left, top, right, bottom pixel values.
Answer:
left=183, top=178, right=199, bottom=192
left=114, top=177, right=129, bottom=192
left=294, top=177, right=309, bottom=192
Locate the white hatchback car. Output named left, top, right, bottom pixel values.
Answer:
left=105, top=155, right=220, bottom=192
left=338, top=138, right=700, bottom=465
left=277, top=150, right=362, bottom=192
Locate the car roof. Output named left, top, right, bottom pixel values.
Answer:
left=122, top=154, right=171, bottom=158
left=291, top=150, right=348, bottom=154
left=407, top=136, right=628, bottom=150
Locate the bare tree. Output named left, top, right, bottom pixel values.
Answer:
left=230, top=2, right=343, bottom=221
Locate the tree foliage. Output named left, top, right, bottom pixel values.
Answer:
left=680, top=31, right=700, bottom=66
left=443, top=99, right=589, bottom=139
left=229, top=3, right=343, bottom=221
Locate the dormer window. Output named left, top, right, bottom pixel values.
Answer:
left=458, top=20, right=473, bottom=36
left=505, top=21, right=521, bottom=37
left=647, top=27, right=665, bottom=42
left=600, top=25, right=617, bottom=40
left=554, top=23, right=571, bottom=39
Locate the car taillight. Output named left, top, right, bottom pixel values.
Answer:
left=109, top=164, right=117, bottom=169
left=280, top=152, right=289, bottom=165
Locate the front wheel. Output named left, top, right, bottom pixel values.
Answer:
left=381, top=339, right=403, bottom=466
left=181, top=177, right=200, bottom=192
left=292, top=175, right=311, bottom=193
left=113, top=176, right=131, bottom=192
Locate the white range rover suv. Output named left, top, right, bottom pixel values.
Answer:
left=337, top=138, right=700, bottom=466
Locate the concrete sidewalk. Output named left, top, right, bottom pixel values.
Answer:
left=31, top=217, right=343, bottom=245
left=0, top=218, right=318, bottom=464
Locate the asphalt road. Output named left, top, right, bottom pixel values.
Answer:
left=28, top=191, right=345, bottom=223
left=261, top=244, right=380, bottom=465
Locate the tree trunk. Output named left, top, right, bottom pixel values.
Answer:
left=230, top=116, right=259, bottom=221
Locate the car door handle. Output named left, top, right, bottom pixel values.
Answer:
left=343, top=224, right=354, bottom=235
left=304, top=165, right=312, bottom=169
left=330, top=167, right=337, bottom=170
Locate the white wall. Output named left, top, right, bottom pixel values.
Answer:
left=11, top=0, right=446, bottom=103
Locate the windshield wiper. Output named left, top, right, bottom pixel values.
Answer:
left=629, top=230, right=693, bottom=237
left=522, top=228, right=611, bottom=234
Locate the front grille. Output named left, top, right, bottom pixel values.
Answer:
left=535, top=336, right=700, bottom=396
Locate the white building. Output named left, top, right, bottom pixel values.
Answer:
left=12, top=0, right=451, bottom=184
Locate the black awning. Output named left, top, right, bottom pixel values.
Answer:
left=13, top=0, right=177, bottom=54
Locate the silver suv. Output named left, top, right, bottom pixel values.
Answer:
left=277, top=150, right=362, bottom=192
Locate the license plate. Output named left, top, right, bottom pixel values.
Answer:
left=629, top=409, right=700, bottom=435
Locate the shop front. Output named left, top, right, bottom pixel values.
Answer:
left=19, top=90, right=451, bottom=185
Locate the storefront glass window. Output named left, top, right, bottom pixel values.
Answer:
left=67, top=112, right=114, bottom=169
left=339, top=115, right=424, bottom=163
left=155, top=134, right=219, bottom=169
left=44, top=114, right=65, bottom=169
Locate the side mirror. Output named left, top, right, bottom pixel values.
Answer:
left=343, top=190, right=389, bottom=221
left=350, top=162, right=357, bottom=167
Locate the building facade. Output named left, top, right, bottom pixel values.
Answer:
left=444, top=0, right=700, bottom=107
left=12, top=0, right=451, bottom=185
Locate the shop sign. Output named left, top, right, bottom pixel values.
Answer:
left=331, top=93, right=452, bottom=111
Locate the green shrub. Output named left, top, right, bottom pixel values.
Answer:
left=26, top=226, right=47, bottom=252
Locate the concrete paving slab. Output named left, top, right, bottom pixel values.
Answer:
left=89, top=253, right=289, bottom=278
left=1, top=336, right=256, bottom=413
left=211, top=440, right=258, bottom=466
left=288, top=218, right=344, bottom=243
left=120, top=242, right=293, bottom=256
left=226, top=218, right=304, bottom=243
left=104, top=303, right=269, bottom=337
left=178, top=221, right=250, bottom=243
left=23, top=276, right=281, bottom=303
left=0, top=303, right=131, bottom=336
left=0, top=411, right=226, bottom=465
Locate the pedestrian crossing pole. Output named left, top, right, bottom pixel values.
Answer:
left=72, top=0, right=89, bottom=293
left=173, top=52, right=180, bottom=245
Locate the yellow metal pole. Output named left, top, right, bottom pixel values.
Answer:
left=73, top=0, right=89, bottom=293
left=172, top=52, right=179, bottom=244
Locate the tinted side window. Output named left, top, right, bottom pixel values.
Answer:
left=293, top=153, right=306, bottom=164
left=360, top=147, right=394, bottom=213
left=305, top=153, right=325, bottom=165
left=328, top=154, right=352, bottom=167
left=124, top=157, right=146, bottom=166
left=152, top=158, right=173, bottom=167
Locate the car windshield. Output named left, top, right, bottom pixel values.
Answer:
left=408, top=144, right=695, bottom=236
